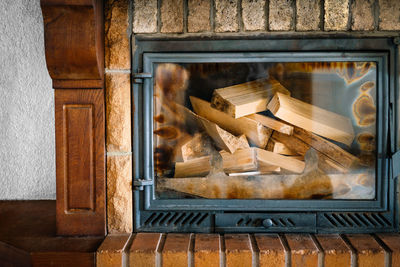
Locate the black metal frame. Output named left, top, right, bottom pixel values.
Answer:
left=132, top=37, right=399, bottom=233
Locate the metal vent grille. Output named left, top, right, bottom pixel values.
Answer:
left=236, top=217, right=296, bottom=227
left=142, top=212, right=209, bottom=227
left=322, top=213, right=392, bottom=228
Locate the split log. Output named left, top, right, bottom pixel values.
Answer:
left=158, top=171, right=374, bottom=199
left=247, top=113, right=293, bottom=135
left=199, top=116, right=249, bottom=154
left=220, top=148, right=257, bottom=173
left=292, top=127, right=359, bottom=168
left=255, top=148, right=305, bottom=174
left=267, top=92, right=355, bottom=146
left=190, top=96, right=272, bottom=148
left=174, top=156, right=211, bottom=178
left=210, top=77, right=290, bottom=118
left=272, top=131, right=346, bottom=173
left=267, top=139, right=297, bottom=155
left=174, top=133, right=210, bottom=162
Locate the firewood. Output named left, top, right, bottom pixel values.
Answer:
left=174, top=133, right=210, bottom=162
left=292, top=127, right=359, bottom=169
left=268, top=139, right=297, bottom=155
left=267, top=92, right=355, bottom=146
left=247, top=114, right=293, bottom=135
left=158, top=171, right=374, bottom=199
left=190, top=96, right=272, bottom=148
left=220, top=148, right=257, bottom=173
left=271, top=131, right=346, bottom=173
left=174, top=156, right=211, bottom=178
left=199, top=116, right=249, bottom=154
left=255, top=148, right=305, bottom=174
left=210, top=77, right=290, bottom=118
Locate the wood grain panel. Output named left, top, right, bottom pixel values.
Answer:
left=63, top=104, right=94, bottom=212
left=55, top=89, right=105, bottom=236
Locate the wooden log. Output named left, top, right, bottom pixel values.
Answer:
left=267, top=92, right=355, bottom=146
left=199, top=116, right=249, bottom=154
left=190, top=96, right=272, bottom=148
left=272, top=131, right=346, bottom=173
left=255, top=148, right=305, bottom=174
left=174, top=133, right=210, bottom=162
left=174, top=156, right=211, bottom=178
left=220, top=148, right=257, bottom=173
left=210, top=77, right=291, bottom=118
left=268, top=139, right=297, bottom=155
left=158, top=171, right=374, bottom=199
left=247, top=114, right=293, bottom=135
left=292, top=127, right=359, bottom=169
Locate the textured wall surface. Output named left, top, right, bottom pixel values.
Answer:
left=0, top=0, right=55, bottom=199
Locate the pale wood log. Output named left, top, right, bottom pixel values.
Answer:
left=247, top=113, right=293, bottom=135
left=174, top=156, right=211, bottom=178
left=220, top=148, right=257, bottom=173
left=174, top=133, right=210, bottom=162
left=190, top=96, right=272, bottom=148
left=211, top=77, right=290, bottom=118
left=255, top=148, right=305, bottom=174
left=269, top=139, right=297, bottom=155
left=158, top=171, right=374, bottom=199
left=272, top=131, right=348, bottom=173
left=267, top=93, right=355, bottom=146
left=292, top=127, right=359, bottom=168
left=199, top=116, right=249, bottom=154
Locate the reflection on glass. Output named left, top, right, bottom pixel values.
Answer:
left=153, top=62, right=377, bottom=200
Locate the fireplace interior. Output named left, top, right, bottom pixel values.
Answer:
left=133, top=38, right=397, bottom=234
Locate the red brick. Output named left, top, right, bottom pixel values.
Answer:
left=255, top=234, right=285, bottom=267
left=346, top=234, right=386, bottom=267
left=316, top=234, right=351, bottom=267
left=194, top=234, right=220, bottom=267
left=225, top=234, right=252, bottom=267
left=286, top=234, right=319, bottom=267
left=377, top=234, right=400, bottom=267
left=162, top=234, right=191, bottom=267
left=97, top=234, right=130, bottom=267
left=129, top=233, right=162, bottom=267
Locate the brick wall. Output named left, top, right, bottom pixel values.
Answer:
left=104, top=0, right=400, bottom=233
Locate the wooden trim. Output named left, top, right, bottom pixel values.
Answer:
left=55, top=89, right=105, bottom=235
left=41, top=0, right=105, bottom=236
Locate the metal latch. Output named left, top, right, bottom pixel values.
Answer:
left=133, top=179, right=154, bottom=191
left=132, top=72, right=152, bottom=84
left=392, top=151, right=400, bottom=179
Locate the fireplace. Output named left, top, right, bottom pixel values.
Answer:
left=132, top=37, right=398, bottom=233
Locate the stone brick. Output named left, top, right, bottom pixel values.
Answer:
left=214, top=0, right=239, bottom=32
left=296, top=0, right=321, bottom=31
left=162, top=234, right=191, bottom=267
left=106, top=73, right=131, bottom=152
left=130, top=233, right=163, bottom=267
left=242, top=0, right=266, bottom=31
left=105, top=0, right=130, bottom=69
left=346, top=234, right=386, bottom=267
left=269, top=0, right=294, bottom=31
left=194, top=234, right=220, bottom=267
left=97, top=234, right=130, bottom=267
left=316, top=235, right=351, bottom=267
left=379, top=0, right=400, bottom=30
left=351, top=0, right=375, bottom=31
left=324, top=0, right=350, bottom=31
left=255, top=234, right=285, bottom=267
left=133, top=0, right=158, bottom=33
left=161, top=0, right=184, bottom=33
left=286, top=234, right=319, bottom=267
left=188, top=0, right=211, bottom=32
left=107, top=155, right=132, bottom=233
left=225, top=234, right=252, bottom=267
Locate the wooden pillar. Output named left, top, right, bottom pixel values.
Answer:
left=40, top=0, right=105, bottom=236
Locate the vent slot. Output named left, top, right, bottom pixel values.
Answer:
left=142, top=212, right=210, bottom=228
left=322, top=213, right=391, bottom=228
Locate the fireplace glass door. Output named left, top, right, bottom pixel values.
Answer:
left=150, top=55, right=381, bottom=201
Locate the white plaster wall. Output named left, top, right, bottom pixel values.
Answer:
left=0, top=0, right=55, bottom=199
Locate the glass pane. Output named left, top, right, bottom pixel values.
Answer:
left=153, top=61, right=376, bottom=200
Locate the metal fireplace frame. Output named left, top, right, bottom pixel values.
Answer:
left=132, top=37, right=399, bottom=233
